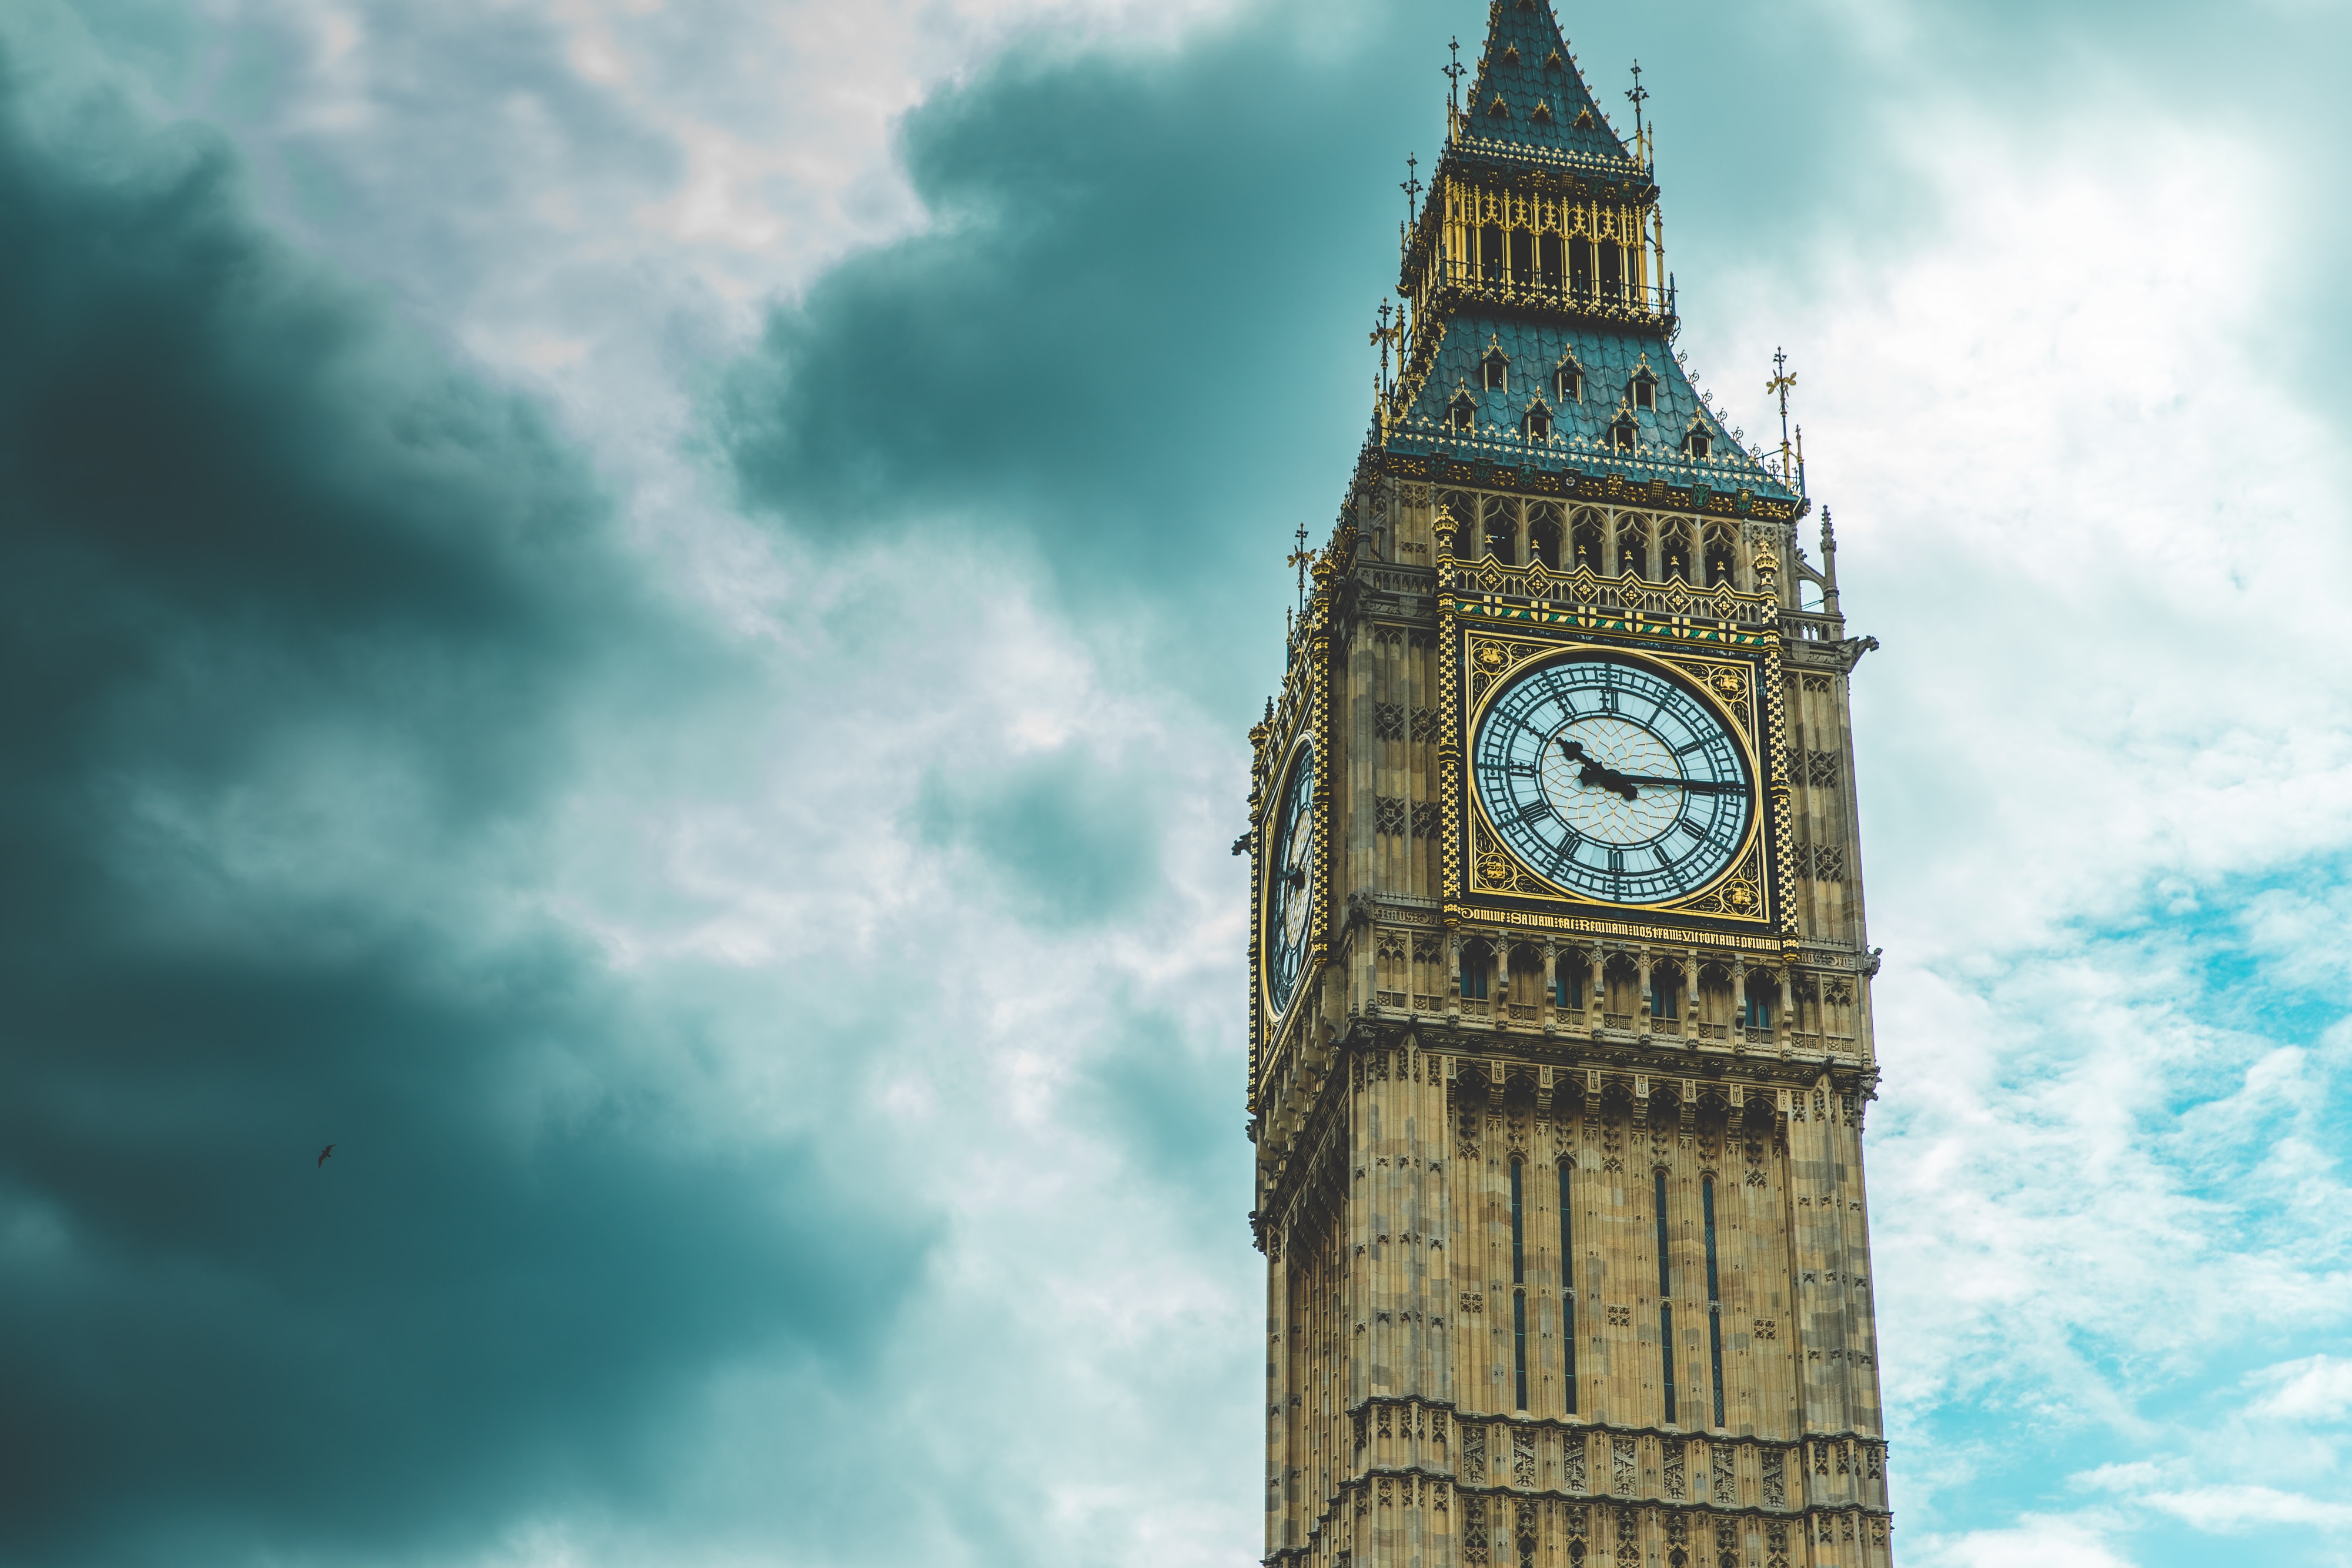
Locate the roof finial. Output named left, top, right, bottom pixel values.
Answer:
left=1766, top=347, right=1799, bottom=486
left=1370, top=299, right=1401, bottom=396
left=1288, top=522, right=1314, bottom=613
left=1401, top=152, right=1421, bottom=226
left=1626, top=59, right=1649, bottom=151
left=1444, top=37, right=1465, bottom=115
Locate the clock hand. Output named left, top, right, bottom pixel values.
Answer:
left=1605, top=773, right=1747, bottom=794
left=1558, top=738, right=1640, bottom=801
left=1557, top=739, right=1740, bottom=797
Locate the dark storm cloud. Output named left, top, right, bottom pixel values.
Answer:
left=717, top=1, right=1427, bottom=657
left=0, top=56, right=925, bottom=1568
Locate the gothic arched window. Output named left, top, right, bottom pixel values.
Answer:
left=1704, top=523, right=1738, bottom=586
left=1482, top=498, right=1516, bottom=564
left=1528, top=506, right=1562, bottom=568
left=1571, top=509, right=1603, bottom=570
left=1662, top=519, right=1694, bottom=584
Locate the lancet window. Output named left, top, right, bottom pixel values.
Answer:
left=1509, top=1156, right=1529, bottom=1411
left=1558, top=1158, right=1579, bottom=1413
left=1702, top=1174, right=1727, bottom=1428
left=1655, top=1168, right=1678, bottom=1426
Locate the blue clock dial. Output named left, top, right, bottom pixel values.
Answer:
left=1471, top=657, right=1752, bottom=905
left=1262, top=744, right=1317, bottom=1015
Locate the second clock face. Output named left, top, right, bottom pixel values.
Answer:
left=1471, top=656, right=1753, bottom=905
left=1262, top=742, right=1316, bottom=1017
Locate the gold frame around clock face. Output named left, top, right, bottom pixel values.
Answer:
left=1457, top=634, right=1775, bottom=927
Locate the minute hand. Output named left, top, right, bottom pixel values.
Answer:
left=1603, top=772, right=1746, bottom=794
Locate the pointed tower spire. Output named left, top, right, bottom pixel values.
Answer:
left=1451, top=0, right=1633, bottom=166
left=1378, top=0, right=1804, bottom=514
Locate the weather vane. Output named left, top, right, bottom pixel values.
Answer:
left=1369, top=299, right=1401, bottom=394
left=1626, top=60, right=1649, bottom=146
left=1766, top=347, right=1798, bottom=483
left=1288, top=523, right=1314, bottom=613
left=1444, top=37, right=1465, bottom=115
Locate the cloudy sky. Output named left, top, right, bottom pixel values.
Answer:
left=2, top=1, right=2349, bottom=1565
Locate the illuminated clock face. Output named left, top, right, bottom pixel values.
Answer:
left=1262, top=744, right=1316, bottom=1015
left=1471, top=656, right=1752, bottom=905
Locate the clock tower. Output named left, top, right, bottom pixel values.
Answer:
left=1244, top=6, right=1893, bottom=1567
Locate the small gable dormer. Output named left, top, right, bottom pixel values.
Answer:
left=1502, top=43, right=1521, bottom=66
left=1544, top=48, right=1565, bottom=72
left=1531, top=99, right=1553, bottom=123
left=1681, top=417, right=1713, bottom=460
left=1481, top=343, right=1511, bottom=392
left=1449, top=390, right=1478, bottom=430
left=1609, top=410, right=1638, bottom=450
left=1553, top=355, right=1585, bottom=402
left=1488, top=93, right=1512, bottom=119
left=1524, top=397, right=1555, bottom=442
left=1574, top=106, right=1594, bottom=129
left=1628, top=362, right=1658, bottom=411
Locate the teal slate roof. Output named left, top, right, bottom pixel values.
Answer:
left=1386, top=313, right=1802, bottom=504
left=1454, top=0, right=1639, bottom=173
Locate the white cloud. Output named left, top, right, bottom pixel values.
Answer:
left=2250, top=1358, right=2352, bottom=1426
left=1906, top=1513, right=2140, bottom=1568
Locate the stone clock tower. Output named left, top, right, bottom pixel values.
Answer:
left=1244, top=5, right=1892, bottom=1566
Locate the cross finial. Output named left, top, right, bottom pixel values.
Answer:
left=1369, top=299, right=1399, bottom=391
left=1444, top=37, right=1465, bottom=113
left=1766, top=347, right=1799, bottom=483
left=1401, top=152, right=1421, bottom=225
left=1626, top=60, right=1649, bottom=144
left=1288, top=523, right=1314, bottom=611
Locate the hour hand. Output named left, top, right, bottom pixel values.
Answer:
left=1556, top=738, right=1639, bottom=801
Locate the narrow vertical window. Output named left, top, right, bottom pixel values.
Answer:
left=1703, top=1175, right=1727, bottom=1428
left=1511, top=1157, right=1528, bottom=1411
left=1558, top=1160, right=1578, bottom=1413
left=1655, top=1168, right=1676, bottom=1425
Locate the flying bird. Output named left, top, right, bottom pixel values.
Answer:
left=317, top=1144, right=335, bottom=1168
